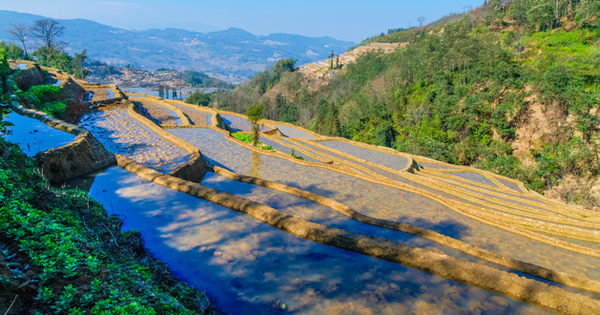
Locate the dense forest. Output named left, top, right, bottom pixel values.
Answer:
left=212, top=0, right=600, bottom=209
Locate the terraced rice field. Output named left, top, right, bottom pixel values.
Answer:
left=10, top=91, right=600, bottom=314
left=79, top=106, right=189, bottom=173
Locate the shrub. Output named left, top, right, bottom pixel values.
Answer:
left=40, top=101, right=67, bottom=119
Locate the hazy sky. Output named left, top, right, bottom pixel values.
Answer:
left=0, top=0, right=483, bottom=42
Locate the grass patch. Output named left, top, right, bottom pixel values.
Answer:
left=289, top=149, right=304, bottom=160
left=231, top=132, right=276, bottom=152
left=16, top=85, right=67, bottom=119
left=524, top=29, right=597, bottom=59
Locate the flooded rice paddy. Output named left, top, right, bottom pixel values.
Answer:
left=79, top=107, right=189, bottom=173
left=3, top=112, right=76, bottom=156
left=83, top=167, right=549, bottom=315
left=221, top=114, right=270, bottom=132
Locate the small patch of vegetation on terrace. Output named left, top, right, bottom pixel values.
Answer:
left=16, top=85, right=66, bottom=119
left=231, top=132, right=275, bottom=152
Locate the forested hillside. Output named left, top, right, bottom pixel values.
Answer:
left=213, top=0, right=600, bottom=209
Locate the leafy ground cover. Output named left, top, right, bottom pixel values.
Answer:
left=231, top=132, right=275, bottom=152
left=0, top=138, right=219, bottom=314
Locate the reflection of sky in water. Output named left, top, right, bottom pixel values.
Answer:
left=87, top=167, right=548, bottom=315
left=259, top=137, right=321, bottom=163
left=319, top=141, right=408, bottom=171
left=125, top=88, right=212, bottom=98
left=79, top=108, right=189, bottom=173
left=497, top=178, right=522, bottom=192
left=221, top=114, right=270, bottom=132
left=169, top=128, right=600, bottom=280
left=155, top=103, right=183, bottom=126
left=140, top=102, right=182, bottom=126
left=447, top=172, right=497, bottom=187
left=272, top=124, right=317, bottom=140
left=3, top=112, right=76, bottom=156
left=201, top=172, right=506, bottom=267
left=105, top=88, right=115, bottom=99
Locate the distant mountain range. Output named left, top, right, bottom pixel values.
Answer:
left=0, top=10, right=355, bottom=82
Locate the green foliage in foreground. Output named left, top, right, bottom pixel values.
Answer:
left=16, top=85, right=67, bottom=119
left=0, top=138, right=215, bottom=314
left=0, top=52, right=13, bottom=132
left=231, top=132, right=275, bottom=152
left=0, top=42, right=25, bottom=60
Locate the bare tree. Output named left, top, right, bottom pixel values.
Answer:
left=31, top=19, right=65, bottom=60
left=6, top=23, right=30, bottom=57
left=417, top=16, right=426, bottom=28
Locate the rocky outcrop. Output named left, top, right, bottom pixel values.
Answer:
left=57, top=77, right=87, bottom=104
left=12, top=64, right=46, bottom=91
left=36, top=133, right=116, bottom=184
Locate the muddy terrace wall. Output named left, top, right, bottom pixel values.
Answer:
left=9, top=103, right=116, bottom=184
left=11, top=64, right=46, bottom=91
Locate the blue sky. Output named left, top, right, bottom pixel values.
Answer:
left=0, top=0, right=483, bottom=42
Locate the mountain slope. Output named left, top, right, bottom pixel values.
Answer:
left=0, top=10, right=354, bottom=82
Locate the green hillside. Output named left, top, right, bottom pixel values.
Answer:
left=213, top=0, right=600, bottom=209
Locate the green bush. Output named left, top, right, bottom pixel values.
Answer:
left=40, top=101, right=67, bottom=119
left=28, top=84, right=61, bottom=99
left=231, top=132, right=276, bottom=152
